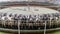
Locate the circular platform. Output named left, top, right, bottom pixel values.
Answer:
left=0, top=6, right=59, bottom=15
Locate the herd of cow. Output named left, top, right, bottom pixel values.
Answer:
left=0, top=13, right=60, bottom=30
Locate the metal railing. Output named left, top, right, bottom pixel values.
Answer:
left=0, top=15, right=59, bottom=34
left=0, top=19, right=60, bottom=34
left=0, top=19, right=60, bottom=29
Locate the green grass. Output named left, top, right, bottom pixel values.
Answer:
left=0, top=31, right=60, bottom=34
left=51, top=31, right=60, bottom=34
left=0, top=32, right=13, bottom=34
left=47, top=31, right=60, bottom=34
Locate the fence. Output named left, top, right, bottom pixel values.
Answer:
left=0, top=18, right=60, bottom=29
left=0, top=17, right=60, bottom=34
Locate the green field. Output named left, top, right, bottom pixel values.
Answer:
left=0, top=32, right=14, bottom=34
left=0, top=31, right=60, bottom=34
left=0, top=32, right=10, bottom=34
left=47, top=31, right=60, bottom=34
